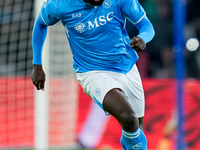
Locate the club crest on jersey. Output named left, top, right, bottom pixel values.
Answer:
left=103, top=0, right=112, bottom=9
left=74, top=22, right=86, bottom=33
left=132, top=143, right=142, bottom=149
left=95, top=87, right=101, bottom=97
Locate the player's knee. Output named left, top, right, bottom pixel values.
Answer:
left=119, top=111, right=139, bottom=132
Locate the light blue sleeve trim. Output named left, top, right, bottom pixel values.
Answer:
left=120, top=0, right=146, bottom=25
left=135, top=16, right=155, bottom=44
left=40, top=12, right=49, bottom=26
left=132, top=14, right=146, bottom=25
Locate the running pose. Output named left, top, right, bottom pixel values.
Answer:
left=31, top=0, right=155, bottom=149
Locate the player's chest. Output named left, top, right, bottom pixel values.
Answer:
left=60, top=0, right=123, bottom=34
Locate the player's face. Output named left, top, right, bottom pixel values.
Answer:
left=84, top=0, right=104, bottom=6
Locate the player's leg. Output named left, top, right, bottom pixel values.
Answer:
left=103, top=88, right=147, bottom=150
left=138, top=117, right=144, bottom=130
left=120, top=117, right=144, bottom=150
left=103, top=88, right=138, bottom=132
left=76, top=69, right=147, bottom=149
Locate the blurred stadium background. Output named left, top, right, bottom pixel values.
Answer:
left=0, top=0, right=200, bottom=150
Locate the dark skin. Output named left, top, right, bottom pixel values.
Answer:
left=129, top=36, right=146, bottom=51
left=31, top=36, right=146, bottom=131
left=84, top=0, right=104, bottom=6
left=103, top=37, right=146, bottom=131
left=31, top=65, right=45, bottom=91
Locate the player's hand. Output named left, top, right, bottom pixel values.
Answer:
left=31, top=65, right=46, bottom=91
left=129, top=36, right=146, bottom=51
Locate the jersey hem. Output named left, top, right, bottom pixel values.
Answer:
left=74, top=56, right=139, bottom=74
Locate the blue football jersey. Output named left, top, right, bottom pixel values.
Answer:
left=39, top=0, right=146, bottom=73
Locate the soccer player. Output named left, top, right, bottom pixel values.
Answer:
left=31, top=0, right=155, bottom=149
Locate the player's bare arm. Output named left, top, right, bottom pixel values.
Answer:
left=31, top=65, right=46, bottom=91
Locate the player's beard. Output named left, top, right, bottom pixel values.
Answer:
left=84, top=0, right=104, bottom=6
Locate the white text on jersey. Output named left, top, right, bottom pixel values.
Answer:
left=72, top=13, right=81, bottom=18
left=88, top=12, right=114, bottom=30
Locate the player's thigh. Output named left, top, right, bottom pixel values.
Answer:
left=103, top=88, right=140, bottom=131
left=103, top=88, right=136, bottom=121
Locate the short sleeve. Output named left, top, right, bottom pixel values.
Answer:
left=40, top=0, right=61, bottom=25
left=118, top=0, right=146, bottom=25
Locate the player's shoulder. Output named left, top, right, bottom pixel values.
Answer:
left=45, top=0, right=73, bottom=12
left=55, top=0, right=68, bottom=5
left=46, top=0, right=68, bottom=7
left=111, top=0, right=127, bottom=6
left=54, top=0, right=75, bottom=9
left=105, top=0, right=121, bottom=8
left=115, top=0, right=138, bottom=2
left=115, top=0, right=140, bottom=7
